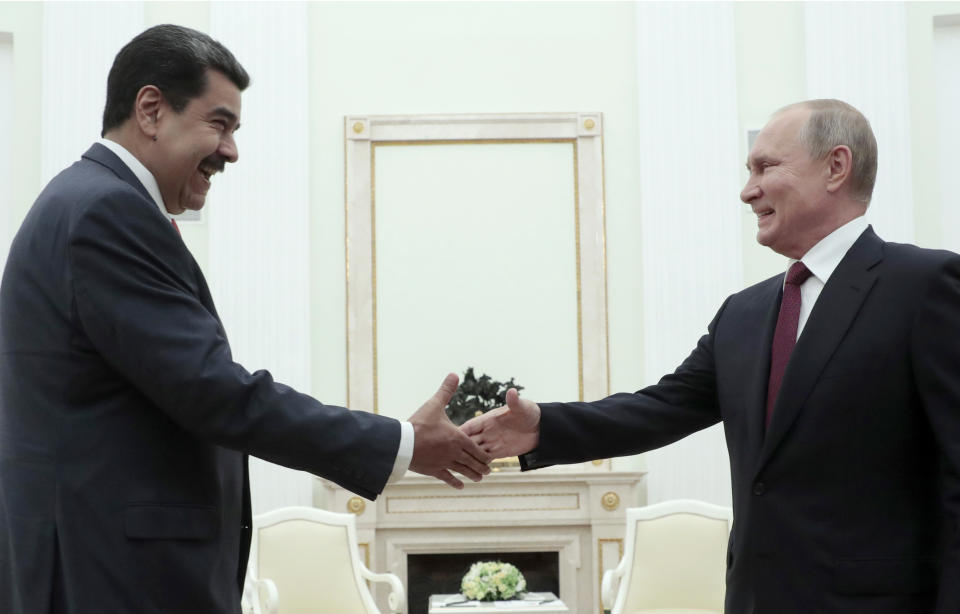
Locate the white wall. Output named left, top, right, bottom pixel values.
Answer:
left=39, top=2, right=144, bottom=184
left=805, top=2, right=916, bottom=245
left=4, top=1, right=960, bottom=512
left=206, top=3, right=315, bottom=514
left=633, top=1, right=741, bottom=507
left=0, top=32, right=12, bottom=275
left=935, top=20, right=960, bottom=252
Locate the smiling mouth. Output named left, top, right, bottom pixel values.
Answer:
left=755, top=208, right=774, bottom=218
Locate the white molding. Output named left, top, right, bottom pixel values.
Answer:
left=385, top=530, right=582, bottom=614
left=345, top=112, right=610, bottom=414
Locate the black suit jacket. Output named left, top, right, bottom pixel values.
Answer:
left=0, top=144, right=401, bottom=613
left=523, top=227, right=960, bottom=613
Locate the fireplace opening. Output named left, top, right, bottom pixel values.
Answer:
left=406, top=551, right=560, bottom=614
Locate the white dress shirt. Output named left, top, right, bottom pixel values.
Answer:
left=96, top=138, right=414, bottom=481
left=790, top=215, right=870, bottom=339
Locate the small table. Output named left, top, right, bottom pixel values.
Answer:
left=428, top=593, right=568, bottom=614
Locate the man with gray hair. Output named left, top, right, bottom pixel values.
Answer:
left=464, top=99, right=960, bottom=613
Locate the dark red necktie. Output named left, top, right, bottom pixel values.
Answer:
left=766, top=261, right=812, bottom=428
left=171, top=219, right=180, bottom=235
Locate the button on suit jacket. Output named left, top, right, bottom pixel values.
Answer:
left=523, top=227, right=960, bottom=614
left=0, top=144, right=401, bottom=613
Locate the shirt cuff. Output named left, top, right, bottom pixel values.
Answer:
left=388, top=420, right=414, bottom=482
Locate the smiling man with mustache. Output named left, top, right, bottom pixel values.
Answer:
left=0, top=24, right=490, bottom=614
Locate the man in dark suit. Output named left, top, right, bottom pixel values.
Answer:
left=0, top=25, right=490, bottom=613
left=463, top=99, right=960, bottom=613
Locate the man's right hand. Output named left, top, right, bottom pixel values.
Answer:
left=460, top=388, right=541, bottom=458
left=408, top=373, right=493, bottom=489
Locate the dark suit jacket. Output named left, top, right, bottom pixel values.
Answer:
left=523, top=227, right=960, bottom=614
left=0, top=144, right=401, bottom=613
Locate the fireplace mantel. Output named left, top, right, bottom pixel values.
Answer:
left=318, top=469, right=645, bottom=614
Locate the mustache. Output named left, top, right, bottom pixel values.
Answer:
left=202, top=155, right=226, bottom=174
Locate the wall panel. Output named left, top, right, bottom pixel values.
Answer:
left=634, top=2, right=741, bottom=506
left=805, top=3, right=915, bottom=243
left=208, top=3, right=313, bottom=513
left=40, top=2, right=144, bottom=184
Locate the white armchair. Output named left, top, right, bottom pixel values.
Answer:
left=242, top=506, right=405, bottom=614
left=601, top=499, right=732, bottom=614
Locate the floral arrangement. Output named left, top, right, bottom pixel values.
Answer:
left=460, top=561, right=527, bottom=601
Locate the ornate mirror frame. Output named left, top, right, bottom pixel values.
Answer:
left=344, top=113, right=609, bottom=414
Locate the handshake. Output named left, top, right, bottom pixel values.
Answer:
left=407, top=373, right=543, bottom=489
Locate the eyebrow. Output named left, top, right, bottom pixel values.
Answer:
left=212, top=106, right=240, bottom=131
left=745, top=153, right=771, bottom=171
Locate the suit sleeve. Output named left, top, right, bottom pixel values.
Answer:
left=522, top=298, right=728, bottom=469
left=68, top=192, right=399, bottom=500
left=910, top=256, right=960, bottom=613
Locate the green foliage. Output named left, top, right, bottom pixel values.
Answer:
left=445, top=367, right=524, bottom=426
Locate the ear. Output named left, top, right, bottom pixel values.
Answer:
left=133, top=85, right=164, bottom=140
left=825, top=145, right=853, bottom=194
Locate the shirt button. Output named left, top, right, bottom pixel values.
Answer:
left=753, top=482, right=766, bottom=496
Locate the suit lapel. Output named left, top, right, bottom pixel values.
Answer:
left=757, top=227, right=883, bottom=470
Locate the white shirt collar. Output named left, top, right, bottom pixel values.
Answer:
left=97, top=138, right=170, bottom=220
left=791, top=215, right=869, bottom=285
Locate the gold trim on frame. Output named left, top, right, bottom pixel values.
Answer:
left=572, top=140, right=583, bottom=401
left=600, top=128, right=611, bottom=395
left=358, top=542, right=371, bottom=587
left=368, top=138, right=584, bottom=410
left=344, top=123, right=353, bottom=408
left=385, top=492, right=581, bottom=514
left=598, top=538, right=624, bottom=612
left=370, top=144, right=380, bottom=413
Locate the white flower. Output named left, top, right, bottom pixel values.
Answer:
left=461, top=561, right=527, bottom=601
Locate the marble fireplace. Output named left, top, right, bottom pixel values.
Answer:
left=318, top=466, right=644, bottom=614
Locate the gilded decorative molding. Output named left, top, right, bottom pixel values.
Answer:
left=597, top=538, right=624, bottom=612
left=385, top=492, right=581, bottom=514
left=358, top=542, right=370, bottom=570
left=572, top=141, right=583, bottom=402
left=347, top=496, right=367, bottom=515
left=600, top=491, right=620, bottom=512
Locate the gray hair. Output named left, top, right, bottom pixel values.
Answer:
left=777, top=99, right=878, bottom=204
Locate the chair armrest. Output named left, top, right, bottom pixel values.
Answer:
left=360, top=563, right=406, bottom=613
left=601, top=553, right=629, bottom=610
left=242, top=574, right=279, bottom=614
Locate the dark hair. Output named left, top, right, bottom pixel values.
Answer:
left=101, top=24, right=250, bottom=136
